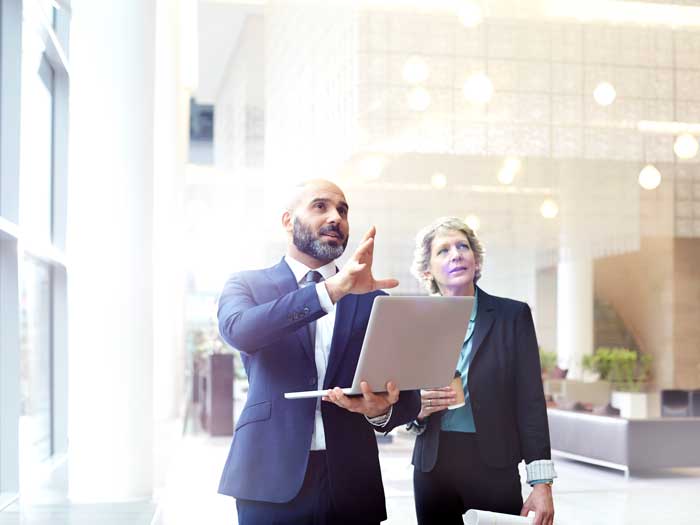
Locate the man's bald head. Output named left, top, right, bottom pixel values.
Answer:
left=285, top=179, right=347, bottom=214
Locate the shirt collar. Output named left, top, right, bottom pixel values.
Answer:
left=470, top=288, right=479, bottom=322
left=284, top=255, right=337, bottom=284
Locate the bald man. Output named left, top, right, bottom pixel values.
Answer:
left=217, top=180, right=421, bottom=525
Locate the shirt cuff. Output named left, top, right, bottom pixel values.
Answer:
left=525, top=459, right=557, bottom=485
left=316, top=282, right=333, bottom=313
left=365, top=406, right=393, bottom=427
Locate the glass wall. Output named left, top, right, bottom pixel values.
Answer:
left=0, top=0, right=68, bottom=503
left=19, top=54, right=54, bottom=241
left=18, top=257, right=53, bottom=466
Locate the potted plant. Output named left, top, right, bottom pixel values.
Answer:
left=539, top=348, right=557, bottom=380
left=583, top=347, right=653, bottom=418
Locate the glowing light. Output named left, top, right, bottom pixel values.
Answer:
left=638, top=164, right=661, bottom=190
left=431, top=173, right=447, bottom=189
left=497, top=157, right=521, bottom=184
left=464, top=214, right=481, bottom=231
left=463, top=73, right=493, bottom=104
left=540, top=199, right=559, bottom=219
left=407, top=86, right=431, bottom=111
left=402, top=56, right=429, bottom=85
left=593, top=82, right=616, bottom=106
left=497, top=168, right=515, bottom=185
left=673, top=133, right=699, bottom=159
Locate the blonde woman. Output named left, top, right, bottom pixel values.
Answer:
left=407, top=217, right=556, bottom=525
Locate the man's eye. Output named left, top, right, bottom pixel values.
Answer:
left=315, top=203, right=325, bottom=210
left=458, top=243, right=470, bottom=250
left=437, top=248, right=447, bottom=255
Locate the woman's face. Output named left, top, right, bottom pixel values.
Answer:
left=425, top=229, right=479, bottom=296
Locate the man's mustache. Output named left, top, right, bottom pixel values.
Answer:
left=319, top=225, right=344, bottom=239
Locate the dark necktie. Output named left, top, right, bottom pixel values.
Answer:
left=300, top=270, right=323, bottom=348
left=302, top=270, right=323, bottom=288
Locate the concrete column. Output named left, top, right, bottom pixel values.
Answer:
left=67, top=0, right=155, bottom=502
left=556, top=256, right=593, bottom=379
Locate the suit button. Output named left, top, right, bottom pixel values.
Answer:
left=309, top=377, right=317, bottom=386
left=303, top=307, right=310, bottom=314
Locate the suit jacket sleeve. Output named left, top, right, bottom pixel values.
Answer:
left=369, top=391, right=421, bottom=434
left=514, top=303, right=552, bottom=463
left=217, top=272, right=326, bottom=354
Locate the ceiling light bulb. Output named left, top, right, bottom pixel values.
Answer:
left=673, top=133, right=699, bottom=159
left=540, top=198, right=559, bottom=219
left=407, top=86, right=431, bottom=111
left=463, top=73, right=493, bottom=104
left=503, top=157, right=521, bottom=174
left=457, top=2, right=483, bottom=28
left=402, top=56, right=429, bottom=85
left=497, top=168, right=515, bottom=185
left=464, top=214, right=481, bottom=231
left=593, top=82, right=616, bottom=106
left=638, top=164, right=661, bottom=190
left=431, top=173, right=447, bottom=189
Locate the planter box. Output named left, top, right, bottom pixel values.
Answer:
left=610, top=391, right=659, bottom=419
left=545, top=379, right=612, bottom=406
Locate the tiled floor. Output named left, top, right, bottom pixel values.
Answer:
left=153, top=429, right=700, bottom=525
left=3, top=425, right=700, bottom=524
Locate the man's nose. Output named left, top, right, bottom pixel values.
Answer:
left=326, top=208, right=342, bottom=222
left=449, top=246, right=462, bottom=260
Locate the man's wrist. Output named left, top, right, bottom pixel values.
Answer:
left=324, top=277, right=349, bottom=304
left=365, top=406, right=392, bottom=426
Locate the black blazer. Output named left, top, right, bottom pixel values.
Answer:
left=412, top=287, right=551, bottom=472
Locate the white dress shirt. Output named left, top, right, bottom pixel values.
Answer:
left=284, top=256, right=337, bottom=450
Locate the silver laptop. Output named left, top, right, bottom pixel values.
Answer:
left=284, top=295, right=475, bottom=399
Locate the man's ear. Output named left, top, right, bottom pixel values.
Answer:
left=422, top=270, right=433, bottom=281
left=282, top=211, right=293, bottom=233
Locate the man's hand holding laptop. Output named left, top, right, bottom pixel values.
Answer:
left=324, top=381, right=400, bottom=418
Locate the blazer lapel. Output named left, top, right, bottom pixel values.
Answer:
left=323, top=293, right=358, bottom=389
left=469, top=287, right=497, bottom=365
left=267, top=258, right=315, bottom=364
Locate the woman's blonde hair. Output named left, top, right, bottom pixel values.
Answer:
left=410, top=216, right=485, bottom=294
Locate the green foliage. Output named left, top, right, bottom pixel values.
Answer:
left=539, top=348, right=557, bottom=374
left=582, top=347, right=652, bottom=392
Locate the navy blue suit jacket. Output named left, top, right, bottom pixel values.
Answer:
left=412, top=287, right=551, bottom=472
left=217, top=258, right=420, bottom=520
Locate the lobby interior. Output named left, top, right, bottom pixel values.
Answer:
left=1, top=1, right=700, bottom=524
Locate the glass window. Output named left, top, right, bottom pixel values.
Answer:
left=19, top=255, right=53, bottom=465
left=19, top=51, right=54, bottom=241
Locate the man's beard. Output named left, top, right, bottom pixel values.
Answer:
left=293, top=218, right=348, bottom=263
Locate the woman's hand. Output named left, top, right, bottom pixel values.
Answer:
left=521, top=483, right=554, bottom=525
left=417, top=386, right=457, bottom=421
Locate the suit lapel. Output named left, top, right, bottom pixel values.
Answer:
left=323, top=293, right=358, bottom=389
left=469, top=287, right=497, bottom=365
left=267, top=258, right=315, bottom=364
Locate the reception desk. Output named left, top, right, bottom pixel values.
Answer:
left=547, top=408, right=700, bottom=477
